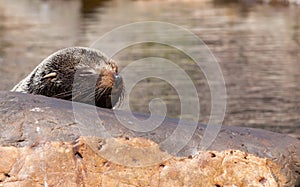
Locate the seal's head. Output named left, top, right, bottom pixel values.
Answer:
left=12, top=47, right=124, bottom=109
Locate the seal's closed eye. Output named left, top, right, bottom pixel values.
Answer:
left=11, top=47, right=124, bottom=109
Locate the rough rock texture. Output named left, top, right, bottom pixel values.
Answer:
left=0, top=91, right=299, bottom=186
left=215, top=0, right=300, bottom=5
left=0, top=137, right=286, bottom=187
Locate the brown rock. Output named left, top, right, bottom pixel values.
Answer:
left=0, top=137, right=286, bottom=187
left=0, top=147, right=19, bottom=175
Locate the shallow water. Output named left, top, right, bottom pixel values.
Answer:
left=0, top=0, right=299, bottom=138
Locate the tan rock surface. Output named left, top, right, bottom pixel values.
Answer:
left=0, top=137, right=286, bottom=187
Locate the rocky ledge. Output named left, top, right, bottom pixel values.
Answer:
left=0, top=92, right=299, bottom=186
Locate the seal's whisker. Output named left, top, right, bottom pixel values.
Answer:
left=53, top=90, right=73, bottom=98
left=95, top=88, right=107, bottom=100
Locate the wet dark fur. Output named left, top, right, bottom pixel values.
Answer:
left=12, top=47, right=123, bottom=108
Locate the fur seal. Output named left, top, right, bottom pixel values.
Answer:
left=11, top=47, right=123, bottom=109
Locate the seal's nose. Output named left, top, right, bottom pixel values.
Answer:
left=114, top=74, right=122, bottom=88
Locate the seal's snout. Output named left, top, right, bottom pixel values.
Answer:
left=114, top=74, right=122, bottom=88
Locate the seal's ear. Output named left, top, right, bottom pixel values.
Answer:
left=42, top=72, right=57, bottom=79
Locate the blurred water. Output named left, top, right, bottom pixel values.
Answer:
left=0, top=0, right=299, bottom=138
